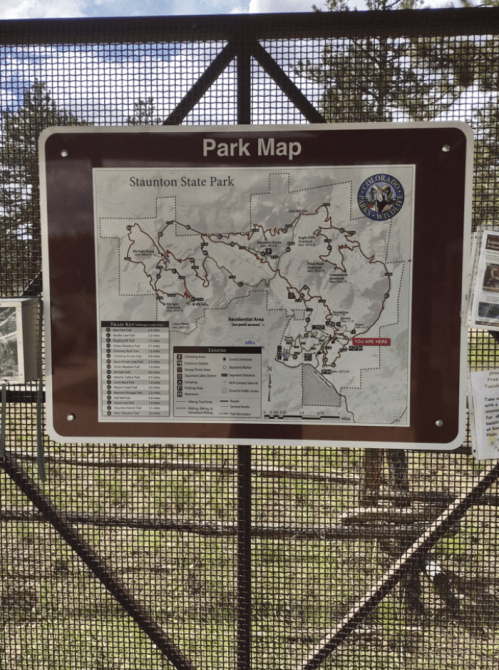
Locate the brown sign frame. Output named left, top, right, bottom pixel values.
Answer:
left=40, top=123, right=472, bottom=449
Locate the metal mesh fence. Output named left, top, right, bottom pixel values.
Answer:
left=2, top=8, right=499, bottom=669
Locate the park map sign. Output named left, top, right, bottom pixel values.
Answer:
left=40, top=123, right=472, bottom=448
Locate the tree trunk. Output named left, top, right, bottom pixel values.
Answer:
left=360, top=449, right=384, bottom=506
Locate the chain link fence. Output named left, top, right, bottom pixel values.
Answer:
left=2, top=8, right=499, bottom=669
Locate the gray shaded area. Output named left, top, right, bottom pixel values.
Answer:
left=302, top=364, right=341, bottom=407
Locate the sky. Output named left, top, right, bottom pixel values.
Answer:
left=0, top=0, right=464, bottom=126
left=0, top=0, right=332, bottom=123
left=0, top=0, right=330, bottom=20
left=0, top=0, right=449, bottom=20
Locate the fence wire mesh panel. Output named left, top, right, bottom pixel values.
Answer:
left=2, top=8, right=499, bottom=670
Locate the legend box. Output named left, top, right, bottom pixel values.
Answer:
left=173, top=346, right=262, bottom=419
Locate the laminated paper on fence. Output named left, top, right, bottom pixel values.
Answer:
left=2, top=8, right=499, bottom=670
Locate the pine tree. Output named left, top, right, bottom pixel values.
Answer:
left=0, top=82, right=83, bottom=288
left=298, top=0, right=458, bottom=510
left=296, top=0, right=467, bottom=122
left=127, top=97, right=161, bottom=125
left=471, top=102, right=499, bottom=227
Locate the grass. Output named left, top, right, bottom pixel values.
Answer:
left=2, top=429, right=499, bottom=668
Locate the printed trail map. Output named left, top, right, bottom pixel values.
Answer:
left=94, top=166, right=414, bottom=426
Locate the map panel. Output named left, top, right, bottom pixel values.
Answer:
left=94, top=166, right=414, bottom=426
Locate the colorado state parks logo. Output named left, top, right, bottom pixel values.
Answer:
left=357, top=174, right=404, bottom=221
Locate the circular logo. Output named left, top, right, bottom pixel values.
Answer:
left=357, top=174, right=404, bottom=221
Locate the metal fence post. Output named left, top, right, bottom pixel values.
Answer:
left=236, top=36, right=252, bottom=670
left=237, top=445, right=252, bottom=670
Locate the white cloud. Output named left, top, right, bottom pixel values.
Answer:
left=0, top=88, right=15, bottom=106
left=0, top=0, right=317, bottom=19
left=249, top=0, right=313, bottom=10
left=0, top=0, right=249, bottom=19
left=0, top=0, right=85, bottom=19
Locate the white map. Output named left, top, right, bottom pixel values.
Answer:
left=94, top=166, right=414, bottom=425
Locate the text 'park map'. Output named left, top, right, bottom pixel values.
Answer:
left=94, top=166, right=414, bottom=426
